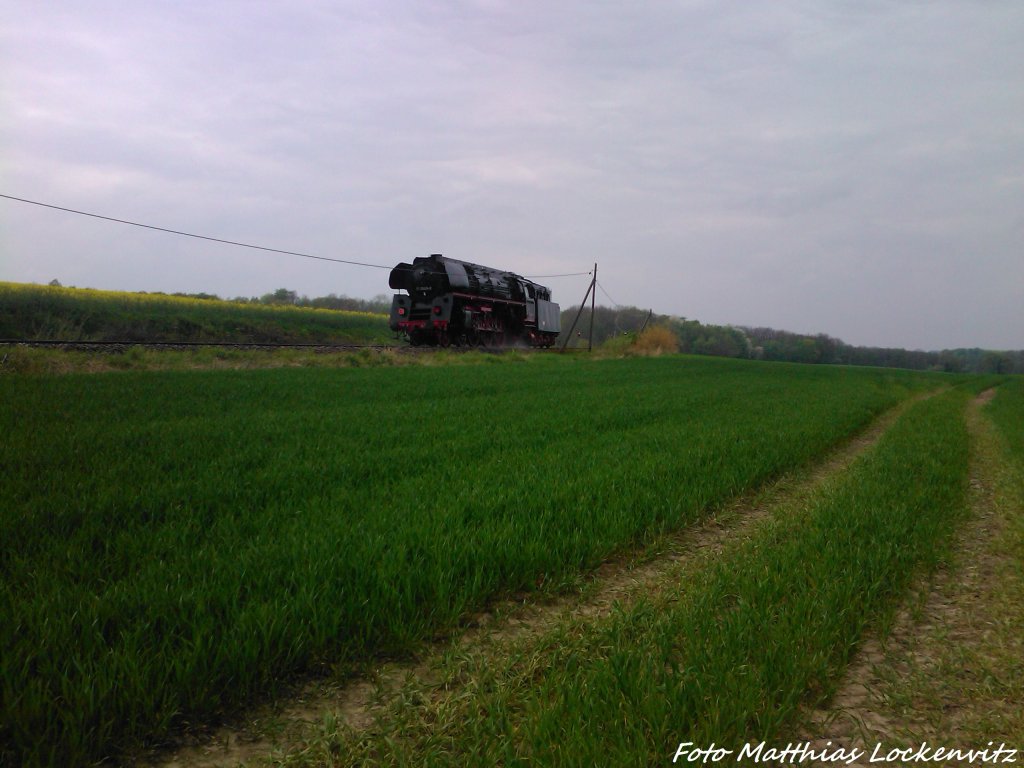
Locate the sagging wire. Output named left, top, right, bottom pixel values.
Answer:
left=2, top=193, right=595, bottom=281
left=1, top=194, right=392, bottom=269
left=596, top=280, right=622, bottom=308
left=524, top=270, right=592, bottom=279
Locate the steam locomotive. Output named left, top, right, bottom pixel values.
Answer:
left=388, top=254, right=561, bottom=347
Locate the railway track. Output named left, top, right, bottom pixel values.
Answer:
left=0, top=339, right=404, bottom=350
left=0, top=339, right=580, bottom=353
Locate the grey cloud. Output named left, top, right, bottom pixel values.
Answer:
left=2, top=0, right=1021, bottom=349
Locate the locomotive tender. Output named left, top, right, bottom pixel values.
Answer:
left=389, top=254, right=561, bottom=347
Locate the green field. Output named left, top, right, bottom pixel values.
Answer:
left=324, top=388, right=979, bottom=765
left=0, top=355, right=1006, bottom=765
left=0, top=281, right=390, bottom=344
left=989, top=377, right=1024, bottom=464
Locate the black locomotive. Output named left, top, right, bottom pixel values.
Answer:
left=388, top=254, right=561, bottom=347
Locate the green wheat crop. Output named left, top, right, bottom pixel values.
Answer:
left=0, top=356, right=948, bottom=765
left=322, top=388, right=973, bottom=766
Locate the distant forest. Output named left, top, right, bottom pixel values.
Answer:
left=167, top=287, right=1021, bottom=374
left=195, top=287, right=394, bottom=315
left=559, top=304, right=1023, bottom=374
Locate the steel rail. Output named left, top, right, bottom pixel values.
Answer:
left=0, top=339, right=579, bottom=353
left=0, top=339, right=399, bottom=350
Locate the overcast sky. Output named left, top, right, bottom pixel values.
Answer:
left=2, top=1, right=1021, bottom=350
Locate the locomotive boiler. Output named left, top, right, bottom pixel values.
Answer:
left=388, top=254, right=561, bottom=347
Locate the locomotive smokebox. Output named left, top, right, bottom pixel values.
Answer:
left=388, top=262, right=415, bottom=293
left=390, top=255, right=450, bottom=298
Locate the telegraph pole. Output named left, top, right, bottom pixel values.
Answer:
left=560, top=264, right=598, bottom=352
left=638, top=309, right=653, bottom=335
left=588, top=263, right=596, bottom=352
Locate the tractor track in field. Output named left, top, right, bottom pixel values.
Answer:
left=799, top=388, right=1022, bottom=762
left=144, top=392, right=934, bottom=768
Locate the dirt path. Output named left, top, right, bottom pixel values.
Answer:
left=799, top=388, right=1023, bottom=761
left=145, top=395, right=928, bottom=768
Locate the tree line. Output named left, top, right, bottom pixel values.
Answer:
left=150, top=287, right=394, bottom=315
left=558, top=304, right=1023, bottom=374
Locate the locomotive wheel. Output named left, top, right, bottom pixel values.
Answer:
left=438, top=331, right=451, bottom=348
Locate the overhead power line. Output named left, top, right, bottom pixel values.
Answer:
left=0, top=192, right=593, bottom=281
left=596, top=280, right=622, bottom=308
left=525, top=270, right=592, bottom=279
left=1, top=195, right=391, bottom=270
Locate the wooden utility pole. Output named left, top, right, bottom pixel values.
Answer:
left=560, top=265, right=597, bottom=352
left=588, top=263, right=596, bottom=352
left=638, top=309, right=653, bottom=335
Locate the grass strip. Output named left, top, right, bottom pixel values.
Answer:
left=307, top=388, right=972, bottom=767
left=0, top=344, right=530, bottom=375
